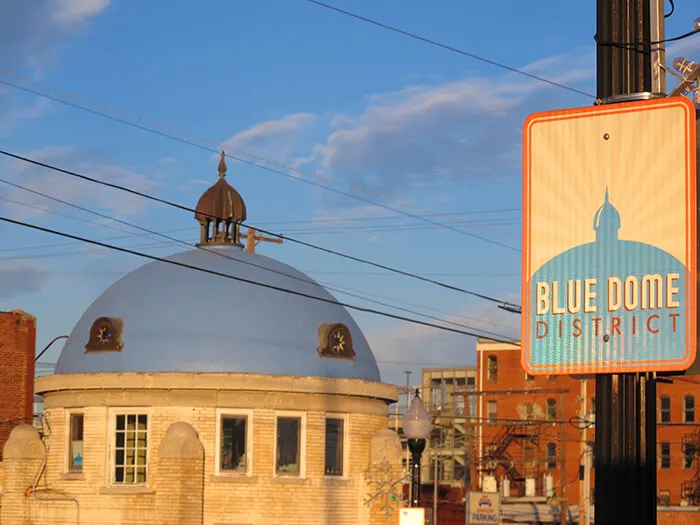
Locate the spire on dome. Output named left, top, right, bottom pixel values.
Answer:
left=218, top=151, right=227, bottom=178
left=194, top=152, right=247, bottom=247
left=593, top=187, right=621, bottom=244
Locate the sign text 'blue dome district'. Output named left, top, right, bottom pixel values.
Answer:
left=521, top=97, right=697, bottom=375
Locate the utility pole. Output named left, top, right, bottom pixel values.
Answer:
left=579, top=380, right=589, bottom=525
left=242, top=227, right=283, bottom=253
left=594, top=1, right=664, bottom=524
left=559, top=393, right=568, bottom=525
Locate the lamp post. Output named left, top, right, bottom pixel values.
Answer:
left=403, top=388, right=432, bottom=507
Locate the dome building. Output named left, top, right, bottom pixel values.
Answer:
left=1, top=154, right=401, bottom=525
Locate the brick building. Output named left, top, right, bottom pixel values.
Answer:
left=474, top=338, right=700, bottom=507
left=0, top=309, right=36, bottom=457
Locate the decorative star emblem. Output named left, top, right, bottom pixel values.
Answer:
left=97, top=326, right=112, bottom=344
left=331, top=331, right=345, bottom=353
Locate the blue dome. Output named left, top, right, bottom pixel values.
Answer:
left=55, top=246, right=381, bottom=381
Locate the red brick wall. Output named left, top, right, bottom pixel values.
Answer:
left=0, top=309, right=36, bottom=457
left=658, top=510, right=700, bottom=525
left=475, top=339, right=700, bottom=506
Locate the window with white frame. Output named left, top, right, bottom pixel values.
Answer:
left=114, top=413, right=148, bottom=484
left=216, top=410, right=251, bottom=475
left=325, top=416, right=345, bottom=476
left=67, top=412, right=84, bottom=472
left=276, top=415, right=303, bottom=476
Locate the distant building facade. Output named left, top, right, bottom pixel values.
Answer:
left=475, top=338, right=700, bottom=507
left=421, top=367, right=477, bottom=488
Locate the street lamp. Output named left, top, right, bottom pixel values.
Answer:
left=403, top=388, right=432, bottom=507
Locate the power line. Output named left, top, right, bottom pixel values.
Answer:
left=306, top=0, right=595, bottom=99
left=1, top=150, right=522, bottom=309
left=0, top=214, right=518, bottom=343
left=596, top=26, right=699, bottom=46
left=0, top=71, right=520, bottom=244
left=1, top=180, right=515, bottom=341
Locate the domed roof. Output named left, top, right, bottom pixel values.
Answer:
left=55, top=246, right=381, bottom=382
left=593, top=188, right=621, bottom=232
left=194, top=152, right=246, bottom=224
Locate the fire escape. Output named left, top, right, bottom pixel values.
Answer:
left=480, top=422, right=541, bottom=492
left=680, top=428, right=700, bottom=505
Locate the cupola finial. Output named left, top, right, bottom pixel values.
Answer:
left=218, top=151, right=227, bottom=179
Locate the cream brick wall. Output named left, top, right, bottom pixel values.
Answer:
left=4, top=373, right=400, bottom=525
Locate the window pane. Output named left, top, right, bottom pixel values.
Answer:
left=114, top=414, right=148, bottom=484
left=547, top=443, right=557, bottom=469
left=69, top=413, right=84, bottom=471
left=325, top=418, right=344, bottom=476
left=221, top=416, right=247, bottom=472
left=660, top=443, right=670, bottom=469
left=487, top=356, right=497, bottom=382
left=660, top=397, right=671, bottom=422
left=487, top=401, right=497, bottom=425
left=276, top=417, right=301, bottom=475
left=685, top=396, right=695, bottom=422
left=547, top=399, right=557, bottom=420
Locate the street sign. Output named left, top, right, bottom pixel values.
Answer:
left=522, top=96, right=697, bottom=375
left=398, top=507, right=425, bottom=525
left=466, top=492, right=500, bottom=524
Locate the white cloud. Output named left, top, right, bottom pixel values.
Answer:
left=0, top=146, right=160, bottom=220
left=50, top=0, right=110, bottom=25
left=0, top=97, right=53, bottom=137
left=302, top=50, right=594, bottom=198
left=219, top=113, right=316, bottom=163
left=0, top=0, right=111, bottom=70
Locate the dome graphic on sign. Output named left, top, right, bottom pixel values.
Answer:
left=527, top=189, right=689, bottom=371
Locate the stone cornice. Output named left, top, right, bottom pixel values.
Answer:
left=35, top=372, right=397, bottom=403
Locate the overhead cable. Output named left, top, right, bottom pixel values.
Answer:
left=0, top=150, right=523, bottom=309
left=0, top=180, right=514, bottom=340
left=0, top=214, right=519, bottom=344
left=306, top=0, right=595, bottom=99
left=0, top=71, right=519, bottom=244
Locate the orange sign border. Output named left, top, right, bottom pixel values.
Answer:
left=521, top=96, right=697, bottom=375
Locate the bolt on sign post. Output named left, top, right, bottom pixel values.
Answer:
left=522, top=96, right=697, bottom=376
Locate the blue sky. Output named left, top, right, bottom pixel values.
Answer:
left=1, top=0, right=698, bottom=384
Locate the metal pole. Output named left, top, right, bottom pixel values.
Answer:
left=648, top=0, right=666, bottom=94
left=579, top=380, right=588, bottom=525
left=408, top=438, right=426, bottom=507
left=595, top=4, right=659, bottom=523
left=559, top=393, right=568, bottom=525
left=433, top=445, right=438, bottom=525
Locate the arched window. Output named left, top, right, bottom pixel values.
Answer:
left=547, top=398, right=557, bottom=420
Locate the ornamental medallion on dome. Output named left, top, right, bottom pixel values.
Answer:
left=317, top=323, right=355, bottom=360
left=85, top=317, right=124, bottom=353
